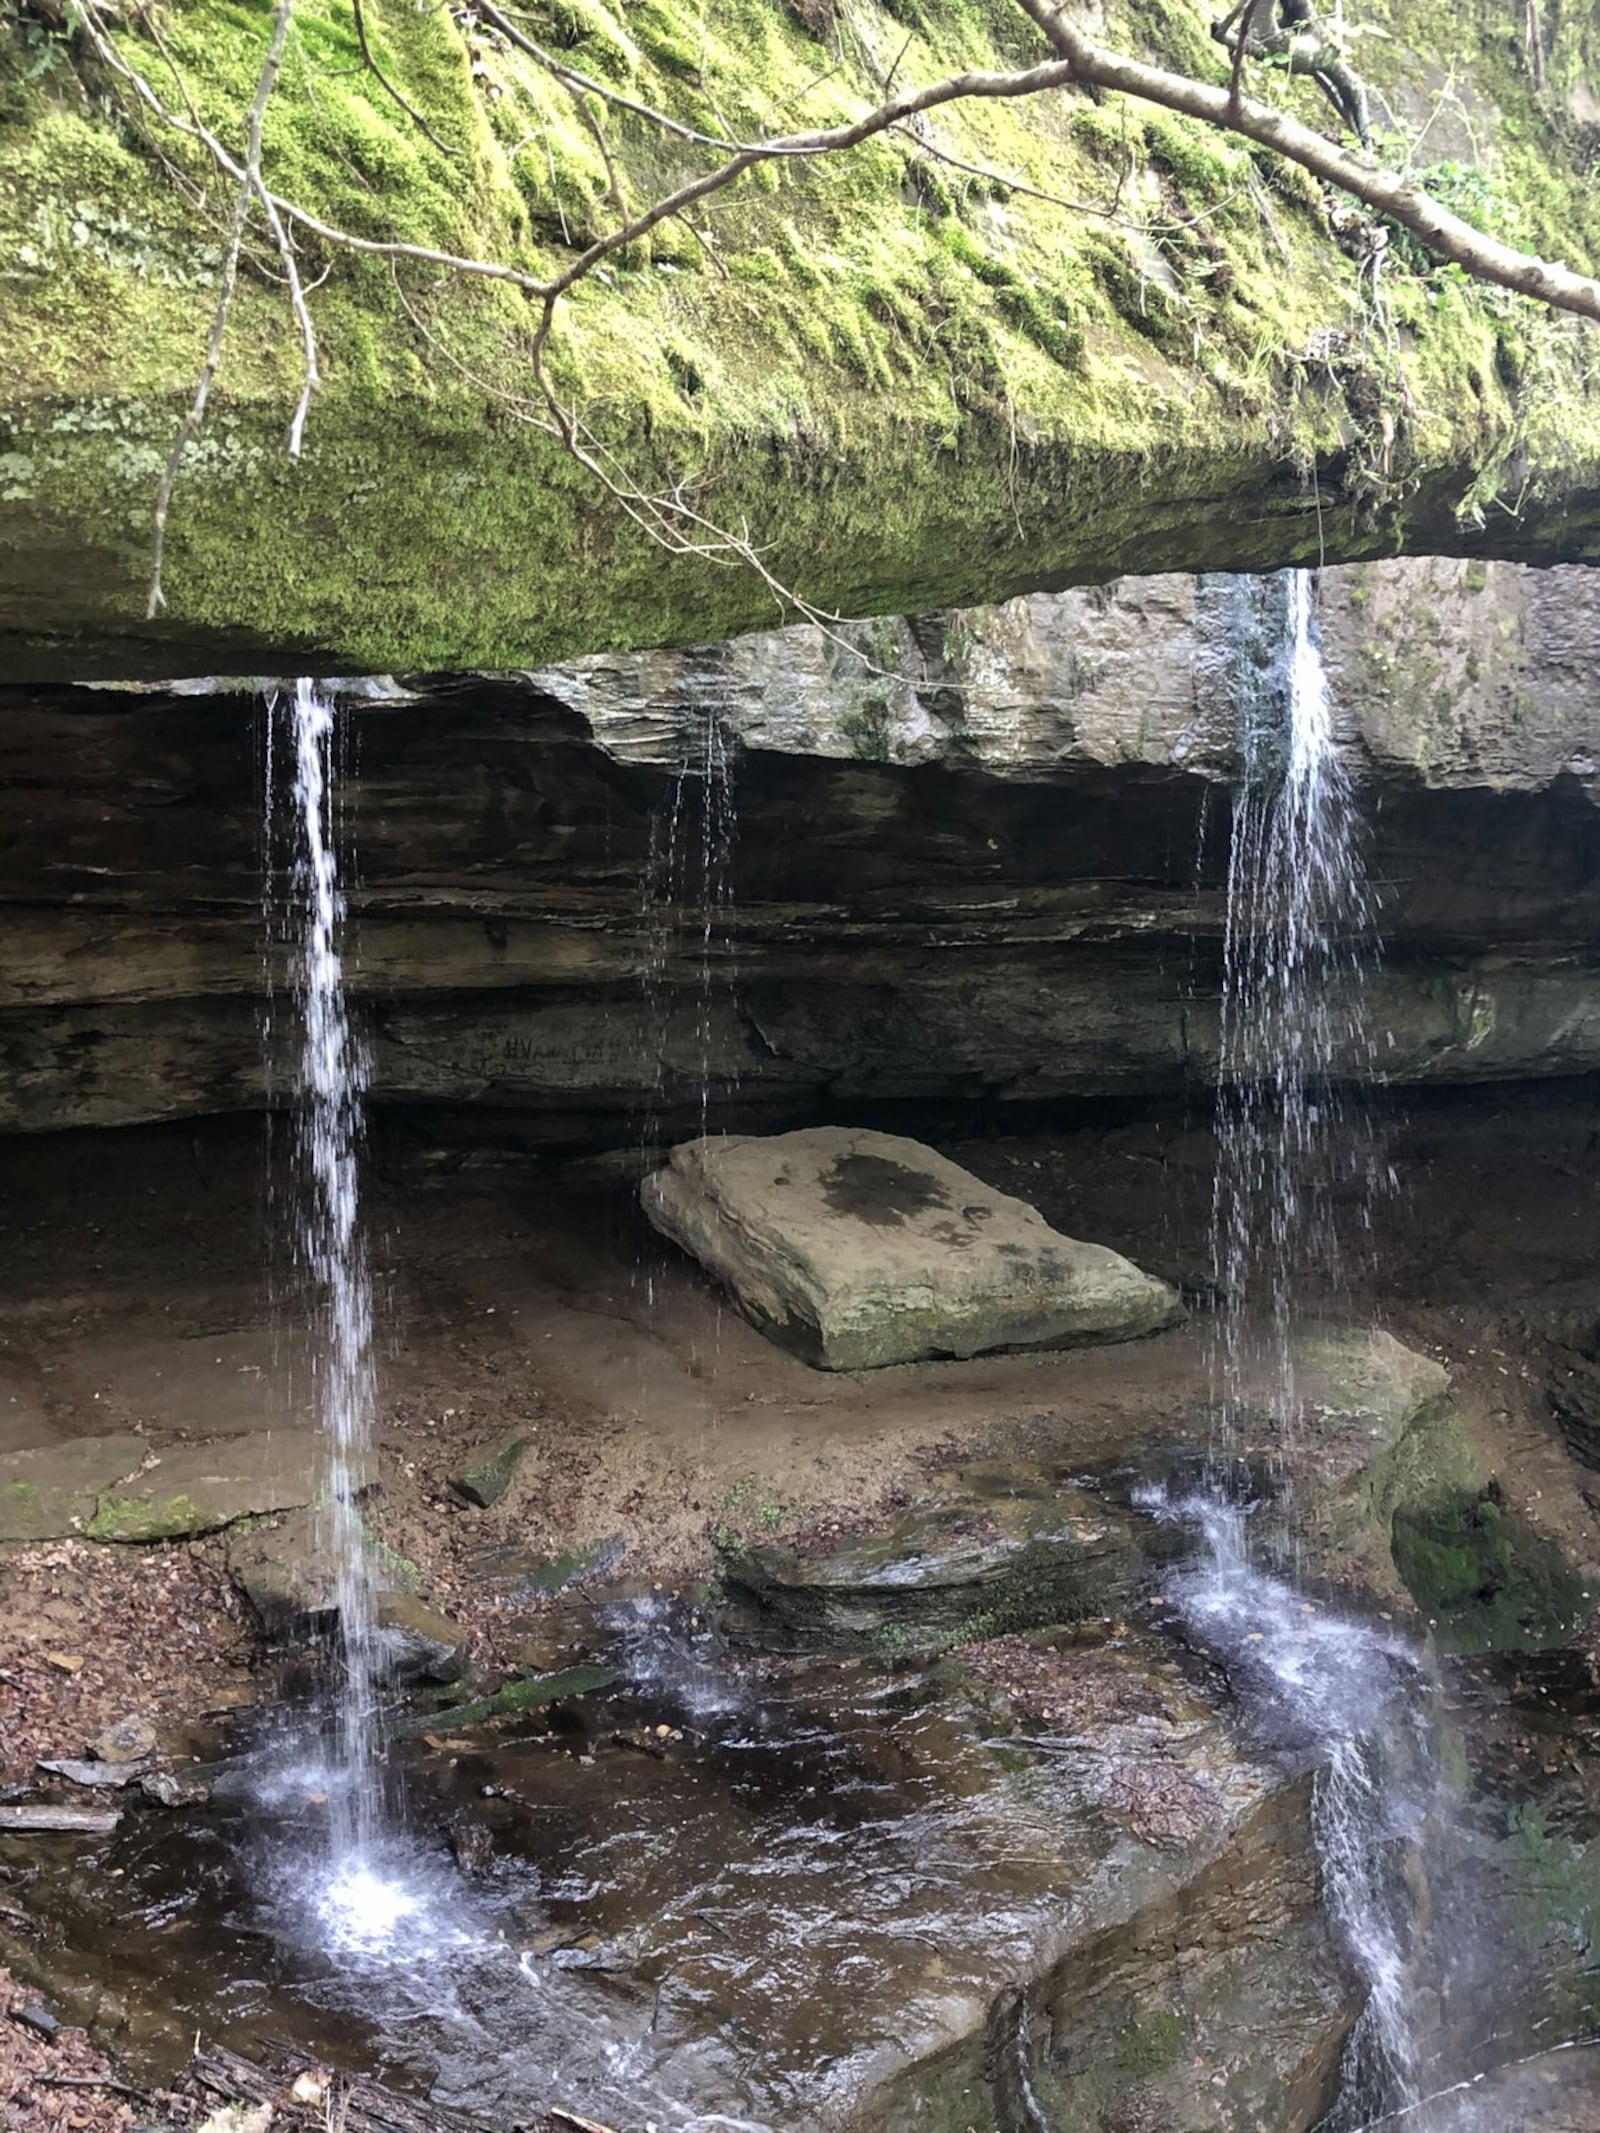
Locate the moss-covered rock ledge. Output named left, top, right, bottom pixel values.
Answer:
left=2, top=0, right=1599, bottom=679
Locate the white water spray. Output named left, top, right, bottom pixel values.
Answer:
left=284, top=679, right=383, bottom=1873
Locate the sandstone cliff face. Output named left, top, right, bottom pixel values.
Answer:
left=0, top=558, right=1595, bottom=1137
left=542, top=557, right=1600, bottom=798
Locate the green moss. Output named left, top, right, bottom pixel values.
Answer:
left=1393, top=1489, right=1591, bottom=1653
left=1502, top=1804, right=1600, bottom=2030
left=2, top=0, right=1600, bottom=673
left=840, top=682, right=896, bottom=759
left=1141, top=111, right=1236, bottom=196
left=1115, top=2009, right=1189, bottom=2076
left=86, top=1491, right=209, bottom=1542
left=395, top=1662, right=617, bottom=1735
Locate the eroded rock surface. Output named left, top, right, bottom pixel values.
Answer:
left=642, top=1127, right=1180, bottom=1369
left=546, top=560, right=1600, bottom=801
left=1408, top=2044, right=1600, bottom=2131
left=721, top=1458, right=1150, bottom=1654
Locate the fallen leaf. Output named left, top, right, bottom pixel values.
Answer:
left=197, top=2106, right=272, bottom=2133
left=44, top=1653, right=84, bottom=1675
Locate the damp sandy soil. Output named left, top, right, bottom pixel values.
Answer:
left=0, top=1088, right=1597, bottom=1780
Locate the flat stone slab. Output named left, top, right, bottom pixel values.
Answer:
left=0, top=1435, right=147, bottom=1542
left=0, top=1429, right=377, bottom=1544
left=641, top=1127, right=1181, bottom=1370
left=87, top=1429, right=376, bottom=1542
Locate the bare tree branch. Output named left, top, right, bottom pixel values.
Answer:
left=145, top=0, right=296, bottom=618
left=1012, top=0, right=1600, bottom=323
left=532, top=56, right=1079, bottom=329
left=142, top=9, right=324, bottom=458
left=255, top=176, right=321, bottom=456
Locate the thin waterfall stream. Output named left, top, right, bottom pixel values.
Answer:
left=1210, top=567, right=1379, bottom=1439
left=288, top=679, right=381, bottom=1852
left=1150, top=570, right=1439, bottom=2130
left=270, top=678, right=414, bottom=1947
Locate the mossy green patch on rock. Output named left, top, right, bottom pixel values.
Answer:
left=72, top=1428, right=376, bottom=1542
left=1393, top=1487, right=1591, bottom=1652
left=395, top=1662, right=617, bottom=1735
left=0, top=1434, right=149, bottom=1541
left=3, top=0, right=1600, bottom=675
left=84, top=1489, right=212, bottom=1542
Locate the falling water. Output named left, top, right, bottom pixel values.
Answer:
left=282, top=678, right=383, bottom=1868
left=691, top=709, right=738, bottom=1143
left=637, top=708, right=738, bottom=1234
left=1210, top=567, right=1378, bottom=1434
left=1162, top=570, right=1430, bottom=2128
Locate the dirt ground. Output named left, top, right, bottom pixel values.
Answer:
left=0, top=1967, right=133, bottom=2133
left=0, top=1085, right=1596, bottom=1784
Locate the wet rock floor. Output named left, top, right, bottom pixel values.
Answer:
left=0, top=1089, right=1598, bottom=2127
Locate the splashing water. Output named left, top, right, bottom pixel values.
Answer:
left=1168, top=571, right=1430, bottom=2126
left=282, top=679, right=384, bottom=1874
left=1148, top=1487, right=1433, bottom=2126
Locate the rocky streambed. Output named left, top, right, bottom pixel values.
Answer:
left=0, top=1096, right=1597, bottom=2131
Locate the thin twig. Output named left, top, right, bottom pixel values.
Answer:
left=1229, top=0, right=1263, bottom=115
left=468, top=1, right=746, bottom=151
left=145, top=0, right=296, bottom=617
left=905, top=131, right=1253, bottom=236
left=255, top=177, right=322, bottom=455
left=75, top=16, right=554, bottom=294
left=565, top=82, right=628, bottom=230
left=530, top=56, right=1079, bottom=331
left=34, top=2075, right=153, bottom=2100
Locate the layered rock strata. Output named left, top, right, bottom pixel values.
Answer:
left=0, top=558, right=1595, bottom=1138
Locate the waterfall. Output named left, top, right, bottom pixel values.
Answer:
left=691, top=708, right=738, bottom=1145
left=1160, top=570, right=1430, bottom=2128
left=1210, top=567, right=1376, bottom=1436
left=637, top=707, right=738, bottom=1268
left=281, top=678, right=383, bottom=1871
